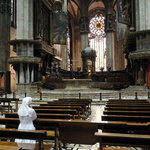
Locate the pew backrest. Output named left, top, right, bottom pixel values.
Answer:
left=0, top=128, right=47, bottom=150
left=95, top=132, right=150, bottom=150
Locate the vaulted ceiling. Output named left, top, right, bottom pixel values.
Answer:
left=67, top=0, right=117, bottom=25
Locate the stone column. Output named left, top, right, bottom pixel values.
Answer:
left=129, top=0, right=150, bottom=85
left=72, top=26, right=81, bottom=70
left=62, top=0, right=67, bottom=12
left=79, top=16, right=89, bottom=72
left=135, top=0, right=150, bottom=51
left=80, top=17, right=89, bottom=51
left=17, top=0, right=33, bottom=40
left=0, top=0, right=11, bottom=73
left=106, top=30, right=115, bottom=70
left=105, top=0, right=115, bottom=70
left=16, top=0, right=34, bottom=83
left=0, top=0, right=11, bottom=92
left=62, top=0, right=68, bottom=70
left=8, top=0, right=40, bottom=85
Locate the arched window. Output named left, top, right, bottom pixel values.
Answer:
left=89, top=14, right=106, bottom=71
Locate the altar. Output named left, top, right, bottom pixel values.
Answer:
left=62, top=79, right=92, bottom=89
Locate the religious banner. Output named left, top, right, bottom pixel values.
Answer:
left=52, top=12, right=68, bottom=45
left=116, top=11, right=128, bottom=41
left=117, top=0, right=131, bottom=25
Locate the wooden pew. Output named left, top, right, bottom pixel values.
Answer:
left=4, top=112, right=73, bottom=120
left=0, top=98, right=19, bottom=112
left=58, top=98, right=92, bottom=107
left=50, top=101, right=90, bottom=110
left=0, top=141, right=21, bottom=150
left=55, top=101, right=91, bottom=115
left=0, top=99, right=12, bottom=114
left=107, top=99, right=149, bottom=104
left=0, top=117, right=149, bottom=150
left=34, top=108, right=77, bottom=119
left=58, top=121, right=98, bottom=146
left=0, top=141, right=53, bottom=150
left=104, top=106, right=150, bottom=111
left=101, top=122, right=148, bottom=134
left=44, top=102, right=87, bottom=109
left=103, top=110, right=150, bottom=116
left=43, top=102, right=90, bottom=118
left=107, top=99, right=149, bottom=101
left=103, top=99, right=150, bottom=122
left=0, top=128, right=48, bottom=150
left=102, top=114, right=150, bottom=122
left=0, top=117, right=60, bottom=150
left=58, top=98, right=92, bottom=101
left=106, top=104, right=150, bottom=107
left=8, top=98, right=20, bottom=111
left=97, top=99, right=150, bottom=150
left=33, top=105, right=85, bottom=119
left=48, top=101, right=90, bottom=115
left=95, top=132, right=150, bottom=150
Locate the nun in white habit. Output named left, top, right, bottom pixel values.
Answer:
left=15, top=97, right=37, bottom=149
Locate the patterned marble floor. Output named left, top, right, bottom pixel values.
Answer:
left=61, top=143, right=99, bottom=150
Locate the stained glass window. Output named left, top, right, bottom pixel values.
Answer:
left=89, top=14, right=105, bottom=40
left=89, top=14, right=106, bottom=71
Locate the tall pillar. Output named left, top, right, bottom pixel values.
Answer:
left=72, top=26, right=81, bottom=70
left=17, top=0, right=33, bottom=40
left=80, top=17, right=89, bottom=51
left=0, top=0, right=11, bottom=72
left=8, top=0, right=40, bottom=84
left=135, top=0, right=150, bottom=51
left=79, top=16, right=89, bottom=72
left=106, top=30, right=115, bottom=70
left=129, top=0, right=150, bottom=85
left=53, top=0, right=68, bottom=70
left=62, top=0, right=68, bottom=70
left=0, top=0, right=11, bottom=92
left=105, top=0, right=115, bottom=70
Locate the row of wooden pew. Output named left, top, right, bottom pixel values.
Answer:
left=0, top=98, right=92, bottom=150
left=102, top=99, right=150, bottom=122
left=95, top=99, right=150, bottom=150
left=1, top=115, right=150, bottom=150
left=1, top=97, right=150, bottom=150
left=0, top=98, right=19, bottom=114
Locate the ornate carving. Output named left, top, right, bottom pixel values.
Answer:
left=105, top=14, right=115, bottom=31
left=8, top=56, right=41, bottom=64
left=79, top=17, right=89, bottom=33
left=127, top=30, right=150, bottom=40
left=129, top=50, right=150, bottom=60
left=0, top=0, right=11, bottom=15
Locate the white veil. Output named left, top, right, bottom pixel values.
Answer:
left=18, top=97, right=32, bottom=116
